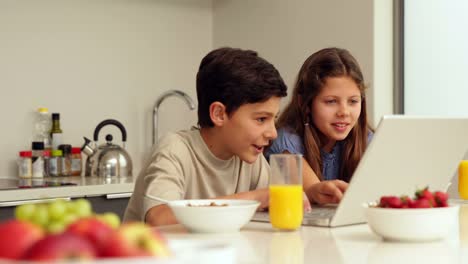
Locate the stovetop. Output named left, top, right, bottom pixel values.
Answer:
left=0, top=178, right=77, bottom=190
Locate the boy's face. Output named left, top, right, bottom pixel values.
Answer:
left=220, top=96, right=281, bottom=164
left=311, top=76, right=362, bottom=152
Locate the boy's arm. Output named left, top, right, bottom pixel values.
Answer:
left=216, top=188, right=269, bottom=210
left=145, top=204, right=178, bottom=226
left=141, top=147, right=186, bottom=226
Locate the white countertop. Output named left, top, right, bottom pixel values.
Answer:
left=157, top=203, right=468, bottom=264
left=0, top=177, right=135, bottom=204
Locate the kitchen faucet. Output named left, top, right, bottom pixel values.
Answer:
left=153, top=90, right=196, bottom=145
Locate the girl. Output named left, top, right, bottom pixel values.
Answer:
left=265, top=47, right=373, bottom=205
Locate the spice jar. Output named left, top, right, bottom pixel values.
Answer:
left=70, top=147, right=82, bottom=176
left=58, top=144, right=72, bottom=176
left=18, top=151, right=32, bottom=178
left=49, top=150, right=63, bottom=177
left=43, top=150, right=51, bottom=177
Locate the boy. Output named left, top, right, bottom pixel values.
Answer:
left=124, top=47, right=287, bottom=226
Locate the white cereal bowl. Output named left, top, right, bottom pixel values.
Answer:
left=168, top=199, right=260, bottom=233
left=364, top=204, right=459, bottom=242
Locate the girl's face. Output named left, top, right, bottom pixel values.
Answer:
left=311, top=76, right=362, bottom=152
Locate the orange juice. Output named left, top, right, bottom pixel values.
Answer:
left=269, top=185, right=303, bottom=230
left=459, top=160, right=468, bottom=199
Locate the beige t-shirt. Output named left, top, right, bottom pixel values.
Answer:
left=124, top=128, right=270, bottom=222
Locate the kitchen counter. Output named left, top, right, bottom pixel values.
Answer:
left=157, top=202, right=468, bottom=264
left=0, top=176, right=135, bottom=205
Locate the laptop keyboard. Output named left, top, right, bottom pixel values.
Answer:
left=305, top=207, right=336, bottom=219
left=253, top=207, right=336, bottom=223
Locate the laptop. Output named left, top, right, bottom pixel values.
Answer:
left=253, top=115, right=468, bottom=227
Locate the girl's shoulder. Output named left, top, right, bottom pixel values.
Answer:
left=275, top=127, right=303, bottom=145
left=277, top=126, right=300, bottom=137
left=366, top=129, right=374, bottom=143
left=266, top=126, right=304, bottom=157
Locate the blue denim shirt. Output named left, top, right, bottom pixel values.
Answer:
left=265, top=127, right=373, bottom=180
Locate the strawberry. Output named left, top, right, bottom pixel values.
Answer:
left=434, top=191, right=449, bottom=207
left=407, top=198, right=417, bottom=208
left=387, top=196, right=403, bottom=208
left=415, top=187, right=435, bottom=207
left=379, top=196, right=398, bottom=208
left=409, top=197, right=431, bottom=208
left=400, top=196, right=413, bottom=208
left=378, top=196, right=391, bottom=208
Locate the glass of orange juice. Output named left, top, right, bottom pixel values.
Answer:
left=459, top=160, right=468, bottom=199
left=269, top=154, right=303, bottom=230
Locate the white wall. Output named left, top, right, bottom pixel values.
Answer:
left=404, top=0, right=468, bottom=198
left=373, top=0, right=394, bottom=125
left=0, top=0, right=393, bottom=178
left=212, top=0, right=394, bottom=127
left=0, top=0, right=212, bottom=177
left=404, top=0, right=468, bottom=115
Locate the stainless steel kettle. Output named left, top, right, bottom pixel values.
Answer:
left=81, top=119, right=132, bottom=178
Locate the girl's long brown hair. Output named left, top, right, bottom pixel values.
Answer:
left=277, top=48, right=372, bottom=182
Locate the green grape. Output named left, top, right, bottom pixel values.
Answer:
left=62, top=213, right=79, bottom=226
left=15, top=203, right=36, bottom=221
left=47, top=220, right=66, bottom=234
left=31, top=205, right=49, bottom=227
left=71, top=198, right=92, bottom=218
left=48, top=200, right=67, bottom=221
left=98, top=212, right=121, bottom=229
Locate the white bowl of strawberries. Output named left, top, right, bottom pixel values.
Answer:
left=364, top=187, right=459, bottom=242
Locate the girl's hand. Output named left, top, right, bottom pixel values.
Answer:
left=308, top=180, right=348, bottom=205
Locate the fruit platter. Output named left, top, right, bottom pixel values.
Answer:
left=0, top=199, right=231, bottom=263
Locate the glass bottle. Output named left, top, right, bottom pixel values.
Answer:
left=33, top=107, right=52, bottom=151
left=459, top=160, right=468, bottom=199
left=50, top=113, right=63, bottom=150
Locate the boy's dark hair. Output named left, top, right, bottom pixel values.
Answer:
left=196, top=47, right=287, bottom=127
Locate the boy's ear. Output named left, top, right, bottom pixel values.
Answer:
left=209, top=102, right=227, bottom=126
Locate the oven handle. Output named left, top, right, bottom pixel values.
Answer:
left=0, top=197, right=71, bottom=207
left=105, top=192, right=132, bottom=199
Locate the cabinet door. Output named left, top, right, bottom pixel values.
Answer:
left=0, top=194, right=131, bottom=222
left=86, top=193, right=131, bottom=220
left=0, top=197, right=72, bottom=221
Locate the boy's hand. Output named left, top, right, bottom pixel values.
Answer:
left=251, top=189, right=311, bottom=213
left=222, top=188, right=311, bottom=212
left=253, top=188, right=270, bottom=210
left=307, top=180, right=348, bottom=205
left=218, top=189, right=269, bottom=210
left=303, top=192, right=312, bottom=213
